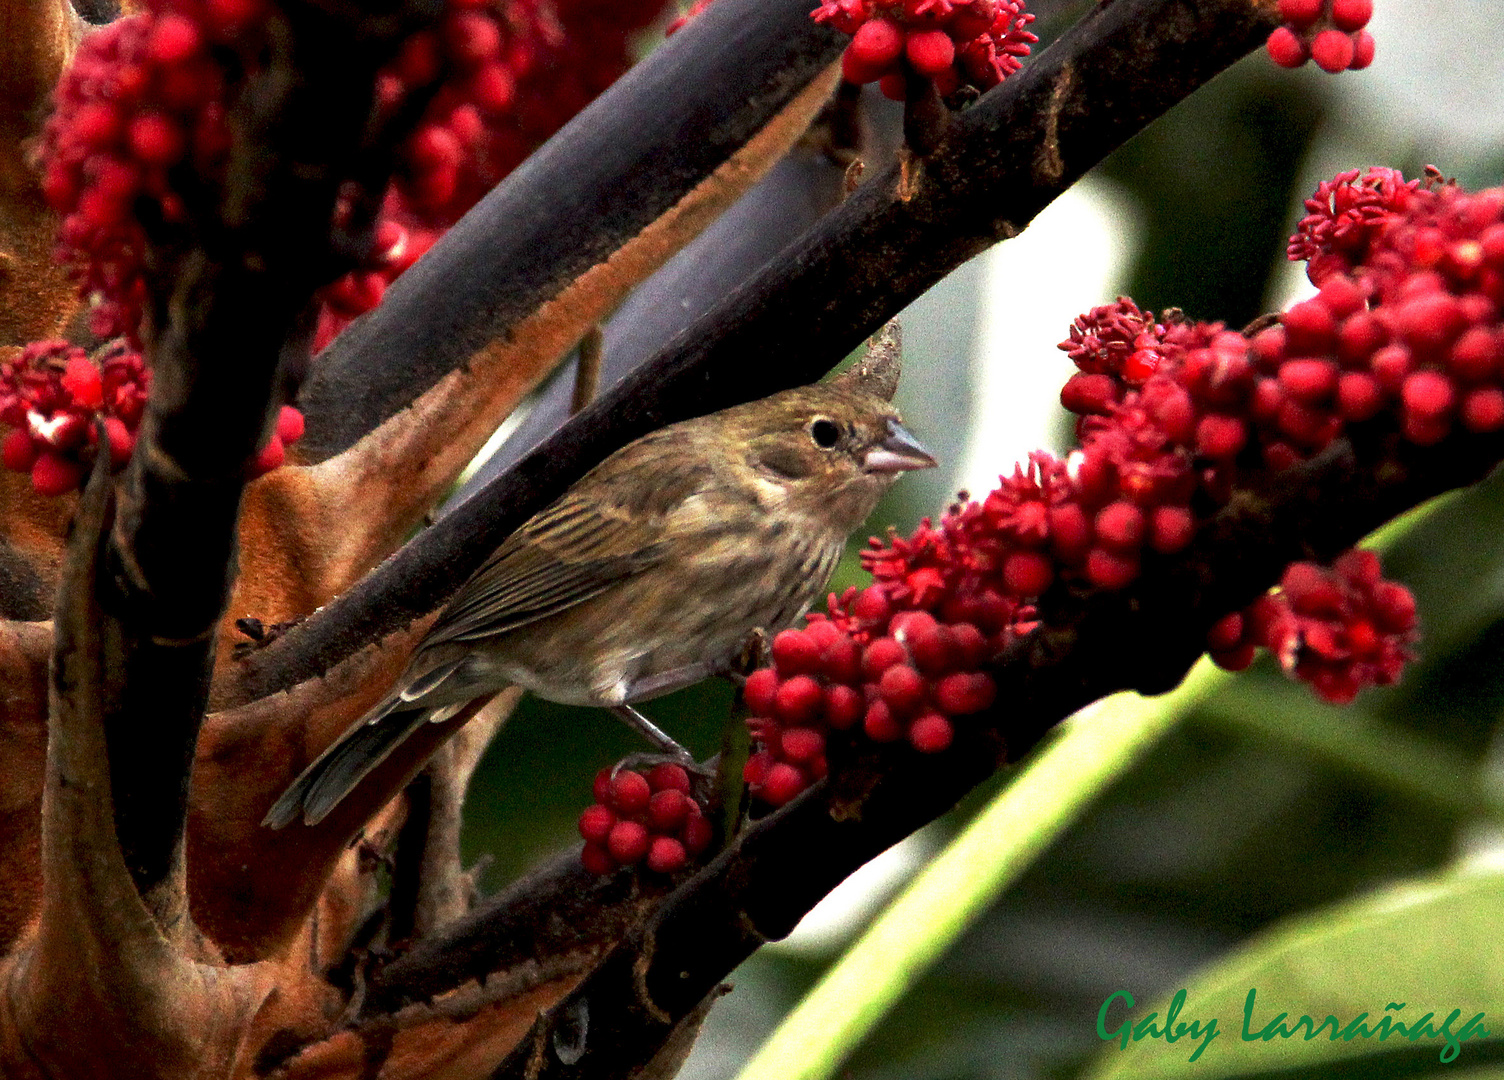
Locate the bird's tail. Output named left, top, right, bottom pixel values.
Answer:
left=262, top=658, right=484, bottom=828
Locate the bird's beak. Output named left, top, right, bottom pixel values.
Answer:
left=862, top=418, right=937, bottom=474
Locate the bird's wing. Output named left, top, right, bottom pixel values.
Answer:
left=425, top=452, right=713, bottom=645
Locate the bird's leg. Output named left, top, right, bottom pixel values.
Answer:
left=609, top=704, right=694, bottom=761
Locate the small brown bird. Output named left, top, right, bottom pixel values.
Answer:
left=265, top=365, right=934, bottom=827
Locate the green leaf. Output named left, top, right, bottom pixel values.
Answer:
left=1082, top=866, right=1504, bottom=1080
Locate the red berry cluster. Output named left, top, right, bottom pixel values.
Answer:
left=39, top=5, right=253, bottom=342
left=578, top=764, right=713, bottom=875
left=312, top=211, right=440, bottom=352
left=742, top=610, right=998, bottom=806
left=813, top=0, right=1037, bottom=101
left=1, top=340, right=148, bottom=494
left=735, top=165, right=1486, bottom=806
left=1266, top=0, right=1375, bottom=73
left=0, top=338, right=305, bottom=494
left=1207, top=551, right=1415, bottom=703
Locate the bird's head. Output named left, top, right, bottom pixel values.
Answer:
left=719, top=383, right=937, bottom=532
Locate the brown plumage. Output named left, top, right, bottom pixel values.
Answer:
left=265, top=379, right=934, bottom=827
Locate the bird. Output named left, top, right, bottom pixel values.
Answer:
left=264, top=371, right=935, bottom=827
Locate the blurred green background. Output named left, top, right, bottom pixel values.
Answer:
left=457, top=4, right=1504, bottom=1078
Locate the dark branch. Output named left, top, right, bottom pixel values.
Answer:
left=101, top=0, right=440, bottom=903
left=220, top=0, right=1283, bottom=710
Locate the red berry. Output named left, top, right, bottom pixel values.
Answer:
left=592, top=767, right=612, bottom=805
left=1279, top=358, right=1338, bottom=403
left=469, top=62, right=516, bottom=112
left=908, top=712, right=953, bottom=753
left=276, top=405, right=305, bottom=444
left=1349, top=30, right=1375, bottom=69
left=445, top=11, right=503, bottom=64
left=578, top=804, right=615, bottom=843
left=580, top=842, right=615, bottom=875
left=1277, top=0, right=1322, bottom=28
left=648, top=789, right=689, bottom=831
left=647, top=762, right=690, bottom=794
left=879, top=664, right=925, bottom=716
left=1196, top=414, right=1247, bottom=459
left=1085, top=547, right=1139, bottom=590
left=1282, top=299, right=1337, bottom=353
left=31, top=452, right=82, bottom=496
left=933, top=671, right=995, bottom=715
left=774, top=675, right=824, bottom=725
left=1048, top=503, right=1092, bottom=563
left=780, top=726, right=826, bottom=763
left=1310, top=29, right=1355, bottom=72
left=742, top=751, right=774, bottom=787
left=760, top=762, right=808, bottom=806
left=1462, top=388, right=1504, bottom=433
left=949, top=622, right=988, bottom=668
left=127, top=113, right=185, bottom=166
left=904, top=30, right=956, bottom=77
left=1094, top=501, right=1145, bottom=552
left=908, top=624, right=956, bottom=675
left=820, top=633, right=862, bottom=682
left=824, top=683, right=864, bottom=729
left=1336, top=372, right=1384, bottom=421
left=864, top=700, right=903, bottom=742
left=1, top=430, right=37, bottom=472
left=1002, top=550, right=1054, bottom=597
left=607, top=820, right=650, bottom=864
left=646, top=836, right=688, bottom=874
left=609, top=770, right=651, bottom=814
left=850, top=17, right=904, bottom=68
left=890, top=609, right=938, bottom=642
left=862, top=637, right=908, bottom=679
left=851, top=585, right=891, bottom=625
left=1402, top=370, right=1456, bottom=422
left=1329, top=0, right=1372, bottom=32
left=1149, top=505, right=1195, bottom=554
left=744, top=668, right=780, bottom=715
left=249, top=433, right=285, bottom=476
left=147, top=13, right=201, bottom=63
left=1448, top=327, right=1499, bottom=383
left=772, top=628, right=820, bottom=674
left=1212, top=642, right=1258, bottom=671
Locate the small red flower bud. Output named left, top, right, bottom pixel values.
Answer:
left=31, top=452, right=83, bottom=496
left=879, top=663, right=926, bottom=716
left=1402, top=370, right=1456, bottom=423
left=862, top=637, right=909, bottom=679
left=908, top=712, right=953, bottom=753
left=647, top=763, right=691, bottom=794
left=905, top=30, right=956, bottom=77
left=1310, top=29, right=1355, bottom=73
left=774, top=675, right=824, bottom=725
left=760, top=762, right=808, bottom=806
left=864, top=700, right=903, bottom=742
left=276, top=405, right=306, bottom=444
left=1094, top=501, right=1145, bottom=551
left=1002, top=550, right=1054, bottom=597
left=772, top=628, right=821, bottom=674
left=933, top=671, right=995, bottom=715
left=1329, top=0, right=1372, bottom=32
left=609, top=770, right=651, bottom=815
left=744, top=668, right=780, bottom=715
left=648, top=789, right=690, bottom=831
left=607, top=820, right=650, bottom=864
left=781, top=726, right=826, bottom=763
left=578, top=804, right=615, bottom=843
left=1, top=430, right=37, bottom=472
left=1276, top=0, right=1322, bottom=28
left=1085, top=547, right=1139, bottom=590
left=1336, top=372, right=1384, bottom=422
left=1149, top=505, right=1195, bottom=554
left=646, top=836, right=688, bottom=874
left=1279, top=359, right=1339, bottom=403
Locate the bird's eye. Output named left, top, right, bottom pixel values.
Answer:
left=809, top=417, right=841, bottom=449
